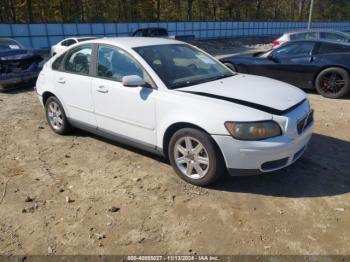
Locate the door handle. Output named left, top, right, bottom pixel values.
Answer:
left=97, top=85, right=109, bottom=93
left=57, top=78, right=66, bottom=84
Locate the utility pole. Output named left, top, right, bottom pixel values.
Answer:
left=308, top=0, right=314, bottom=30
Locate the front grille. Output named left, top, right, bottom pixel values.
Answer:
left=297, top=110, right=314, bottom=134
left=0, top=60, right=37, bottom=74
left=261, top=157, right=289, bottom=171
left=2, top=62, right=30, bottom=73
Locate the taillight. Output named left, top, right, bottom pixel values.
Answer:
left=272, top=40, right=280, bottom=47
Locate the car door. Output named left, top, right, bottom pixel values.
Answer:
left=53, top=44, right=96, bottom=127
left=251, top=42, right=317, bottom=88
left=91, top=44, right=157, bottom=147
left=270, top=42, right=318, bottom=87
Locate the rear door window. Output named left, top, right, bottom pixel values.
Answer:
left=320, top=32, right=350, bottom=42
left=63, top=45, right=92, bottom=75
left=290, top=32, right=318, bottom=41
left=52, top=54, right=65, bottom=70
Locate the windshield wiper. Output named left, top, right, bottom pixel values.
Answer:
left=169, top=81, right=195, bottom=89
left=170, top=74, right=234, bottom=89
left=205, top=74, right=233, bottom=82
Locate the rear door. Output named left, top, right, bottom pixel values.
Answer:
left=53, top=44, right=96, bottom=127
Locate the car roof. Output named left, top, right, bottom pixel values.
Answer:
left=137, top=27, right=167, bottom=31
left=0, top=38, right=18, bottom=42
left=286, top=39, right=350, bottom=45
left=75, top=36, right=96, bottom=39
left=63, top=36, right=95, bottom=40
left=285, top=29, right=349, bottom=35
left=85, top=37, right=182, bottom=48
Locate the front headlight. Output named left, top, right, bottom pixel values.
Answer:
left=225, top=121, right=282, bottom=140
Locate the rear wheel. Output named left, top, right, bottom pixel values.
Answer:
left=224, top=63, right=237, bottom=72
left=45, top=96, right=71, bottom=135
left=315, top=67, right=350, bottom=99
left=168, top=128, right=224, bottom=186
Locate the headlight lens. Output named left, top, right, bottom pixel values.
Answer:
left=225, top=121, right=282, bottom=140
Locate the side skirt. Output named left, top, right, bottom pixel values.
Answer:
left=68, top=118, right=165, bottom=157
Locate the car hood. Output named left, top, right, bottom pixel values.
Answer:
left=0, top=49, right=42, bottom=61
left=178, top=74, right=306, bottom=115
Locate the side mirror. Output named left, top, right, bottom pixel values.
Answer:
left=122, top=75, right=145, bottom=87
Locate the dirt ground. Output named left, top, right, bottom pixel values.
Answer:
left=0, top=79, right=350, bottom=254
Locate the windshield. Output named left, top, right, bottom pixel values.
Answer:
left=0, top=39, right=23, bottom=51
left=134, top=44, right=234, bottom=89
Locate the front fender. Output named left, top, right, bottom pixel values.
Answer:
left=155, top=90, right=271, bottom=149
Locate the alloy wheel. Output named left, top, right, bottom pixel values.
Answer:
left=320, top=71, right=346, bottom=94
left=47, top=101, right=64, bottom=130
left=173, top=136, right=210, bottom=179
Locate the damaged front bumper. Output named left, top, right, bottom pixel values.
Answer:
left=0, top=71, right=40, bottom=90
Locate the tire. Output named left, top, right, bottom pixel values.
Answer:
left=224, top=63, right=237, bottom=72
left=315, top=67, right=350, bottom=99
left=45, top=96, right=71, bottom=135
left=168, top=128, right=224, bottom=186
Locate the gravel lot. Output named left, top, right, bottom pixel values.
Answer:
left=0, top=42, right=350, bottom=255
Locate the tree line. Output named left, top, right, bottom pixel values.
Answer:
left=0, top=0, right=349, bottom=23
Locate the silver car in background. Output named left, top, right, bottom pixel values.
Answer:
left=272, top=29, right=350, bottom=48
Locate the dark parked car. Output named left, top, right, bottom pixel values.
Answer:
left=272, top=29, right=350, bottom=48
left=132, top=27, right=169, bottom=37
left=0, top=38, right=43, bottom=91
left=220, top=40, right=350, bottom=98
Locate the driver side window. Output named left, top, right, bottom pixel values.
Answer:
left=273, top=42, right=314, bottom=58
left=97, top=46, right=144, bottom=82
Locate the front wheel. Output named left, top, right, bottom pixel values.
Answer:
left=315, top=67, right=350, bottom=99
left=168, top=128, right=224, bottom=186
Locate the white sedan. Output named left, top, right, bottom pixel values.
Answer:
left=50, top=36, right=96, bottom=56
left=36, top=37, right=314, bottom=186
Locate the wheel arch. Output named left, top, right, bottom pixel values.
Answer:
left=162, top=122, right=225, bottom=162
left=42, top=91, right=70, bottom=118
left=42, top=91, right=56, bottom=105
